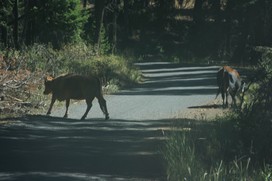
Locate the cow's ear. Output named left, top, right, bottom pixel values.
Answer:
left=45, top=76, right=53, bottom=82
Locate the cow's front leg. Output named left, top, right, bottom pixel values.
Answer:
left=64, top=99, right=70, bottom=118
left=47, top=96, right=56, bottom=115
left=225, top=90, right=229, bottom=107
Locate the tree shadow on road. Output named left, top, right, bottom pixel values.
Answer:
left=0, top=115, right=215, bottom=181
left=188, top=104, right=222, bottom=109
left=114, top=62, right=219, bottom=96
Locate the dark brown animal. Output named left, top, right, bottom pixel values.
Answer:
left=216, top=66, right=245, bottom=107
left=44, top=74, right=109, bottom=120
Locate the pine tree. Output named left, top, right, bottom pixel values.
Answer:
left=34, top=0, right=88, bottom=48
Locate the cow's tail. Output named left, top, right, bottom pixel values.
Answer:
left=215, top=67, right=224, bottom=99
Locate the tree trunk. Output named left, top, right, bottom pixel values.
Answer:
left=212, top=0, right=221, bottom=22
left=193, top=0, right=203, bottom=24
left=83, top=0, right=87, bottom=8
left=124, top=0, right=130, bottom=38
left=13, top=0, right=19, bottom=49
left=94, top=0, right=106, bottom=45
left=24, top=0, right=36, bottom=46
left=224, top=0, right=234, bottom=58
left=0, top=26, right=8, bottom=47
left=96, top=8, right=105, bottom=54
left=0, top=0, right=8, bottom=47
left=112, top=5, right=117, bottom=54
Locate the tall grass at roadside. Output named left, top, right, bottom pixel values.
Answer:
left=163, top=131, right=204, bottom=181
left=162, top=114, right=272, bottom=181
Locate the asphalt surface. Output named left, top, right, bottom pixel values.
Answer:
left=54, top=62, right=219, bottom=120
left=0, top=62, right=219, bottom=181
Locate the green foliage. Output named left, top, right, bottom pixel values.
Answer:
left=163, top=132, right=204, bottom=181
left=20, top=43, right=140, bottom=91
left=1, top=0, right=272, bottom=62
left=163, top=46, right=272, bottom=180
left=96, top=24, right=112, bottom=55
left=163, top=58, right=272, bottom=180
left=0, top=0, right=13, bottom=28
left=162, top=116, right=270, bottom=180
left=65, top=53, right=141, bottom=88
left=235, top=46, right=272, bottom=163
left=34, top=0, right=88, bottom=48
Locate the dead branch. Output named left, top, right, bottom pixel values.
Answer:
left=6, top=95, right=23, bottom=102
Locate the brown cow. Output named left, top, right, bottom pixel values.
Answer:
left=216, top=66, right=245, bottom=107
left=44, top=74, right=109, bottom=120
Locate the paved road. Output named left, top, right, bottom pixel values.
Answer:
left=0, top=62, right=219, bottom=181
left=54, top=62, right=219, bottom=120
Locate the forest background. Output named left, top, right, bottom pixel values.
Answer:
left=1, top=0, right=272, bottom=180
left=1, top=0, right=272, bottom=63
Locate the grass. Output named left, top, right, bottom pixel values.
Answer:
left=162, top=113, right=272, bottom=181
left=162, top=56, right=272, bottom=180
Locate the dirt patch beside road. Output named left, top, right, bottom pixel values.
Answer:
left=177, top=99, right=229, bottom=120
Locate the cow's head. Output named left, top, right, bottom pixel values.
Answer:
left=43, top=76, right=54, bottom=95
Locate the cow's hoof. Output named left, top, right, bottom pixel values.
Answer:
left=223, top=105, right=228, bottom=109
left=105, top=115, right=110, bottom=120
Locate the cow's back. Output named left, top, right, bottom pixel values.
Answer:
left=52, top=74, right=100, bottom=100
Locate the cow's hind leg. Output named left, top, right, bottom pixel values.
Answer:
left=230, top=91, right=237, bottom=108
left=225, top=91, right=229, bottom=107
left=98, top=95, right=109, bottom=120
left=64, top=99, right=70, bottom=118
left=81, top=97, right=94, bottom=120
left=221, top=90, right=225, bottom=107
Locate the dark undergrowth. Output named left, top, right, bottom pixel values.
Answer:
left=162, top=48, right=272, bottom=180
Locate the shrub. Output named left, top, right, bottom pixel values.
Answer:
left=162, top=118, right=270, bottom=180
left=20, top=43, right=141, bottom=90
left=238, top=46, right=272, bottom=162
left=0, top=43, right=141, bottom=116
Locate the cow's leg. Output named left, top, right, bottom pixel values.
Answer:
left=221, top=90, right=225, bottom=107
left=232, top=95, right=236, bottom=107
left=81, top=97, right=94, bottom=120
left=97, top=95, right=109, bottom=120
left=64, top=99, right=70, bottom=118
left=47, top=96, right=56, bottom=115
left=230, top=91, right=237, bottom=107
left=225, top=91, right=229, bottom=107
